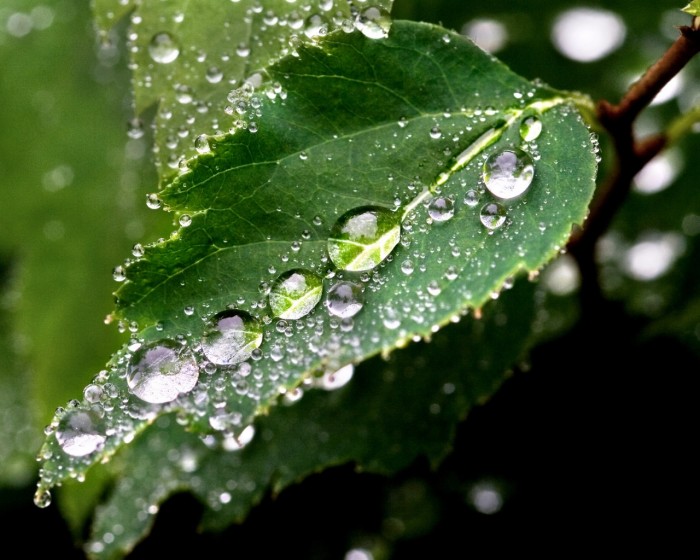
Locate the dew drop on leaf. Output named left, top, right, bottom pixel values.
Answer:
left=313, top=364, right=354, bottom=391
left=354, top=6, right=392, bottom=39
left=464, top=189, right=480, bottom=207
left=148, top=32, right=180, bottom=64
left=201, top=310, right=263, bottom=365
left=194, top=134, right=210, bottom=154
left=483, top=148, right=535, bottom=199
left=268, top=269, right=323, bottom=320
left=479, top=202, right=507, bottom=230
left=519, top=116, right=543, bottom=141
left=428, top=196, right=455, bottom=222
left=55, top=409, right=106, bottom=457
left=328, top=206, right=401, bottom=272
left=325, top=280, right=364, bottom=318
left=126, top=340, right=199, bottom=404
left=33, top=489, right=51, bottom=509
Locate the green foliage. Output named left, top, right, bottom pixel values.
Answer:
left=1, top=0, right=698, bottom=557
left=683, top=1, right=700, bottom=16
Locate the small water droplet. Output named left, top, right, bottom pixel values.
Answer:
left=146, top=193, right=162, bottom=210
left=325, top=281, right=364, bottom=318
left=354, top=6, right=392, bottom=39
left=519, top=116, right=542, bottom=141
left=84, top=384, right=104, bottom=403
left=401, top=259, right=414, bottom=275
left=194, top=134, right=210, bottom=154
left=205, top=66, right=223, bottom=84
left=126, top=340, right=199, bottom=404
left=179, top=214, right=192, bottom=227
left=464, top=189, right=480, bottom=207
left=315, top=364, right=354, bottom=390
left=127, top=118, right=144, bottom=139
left=132, top=243, right=145, bottom=258
left=55, top=409, right=106, bottom=457
left=201, top=310, right=263, bottom=365
left=428, top=196, right=455, bottom=222
left=34, top=489, right=51, bottom=508
left=304, top=13, right=328, bottom=39
left=429, top=125, right=442, bottom=139
left=479, top=202, right=507, bottom=230
left=328, top=206, right=401, bottom=272
left=148, top=32, right=180, bottom=64
left=268, top=269, right=323, bottom=320
left=112, top=266, right=126, bottom=282
left=483, top=148, right=534, bottom=199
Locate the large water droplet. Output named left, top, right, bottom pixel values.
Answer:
left=483, top=148, right=534, bottom=199
left=479, top=202, right=507, bottom=230
left=428, top=196, right=455, bottom=222
left=328, top=206, right=401, bottom=272
left=201, top=310, right=263, bottom=365
left=55, top=409, right=106, bottom=457
left=34, top=488, right=51, bottom=508
left=268, top=269, right=323, bottom=320
left=354, top=6, right=392, bottom=39
left=519, top=116, right=543, bottom=141
left=126, top=340, right=199, bottom=404
left=325, top=281, right=364, bottom=318
left=148, top=32, right=180, bottom=64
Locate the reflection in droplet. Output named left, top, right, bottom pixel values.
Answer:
left=328, top=206, right=401, bottom=272
left=201, top=310, right=263, bottom=365
left=354, top=6, right=392, bottom=39
left=519, top=116, right=543, bottom=142
left=148, top=32, right=180, bottom=64
left=483, top=149, right=534, bottom=199
left=479, top=202, right=507, bottom=230
left=268, top=269, right=323, bottom=320
left=428, top=196, right=455, bottom=222
left=325, top=281, right=364, bottom=318
left=551, top=8, right=626, bottom=62
left=126, top=339, right=199, bottom=404
left=314, top=364, right=354, bottom=391
left=55, top=409, right=106, bottom=457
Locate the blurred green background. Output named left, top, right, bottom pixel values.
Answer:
left=1, top=0, right=697, bottom=556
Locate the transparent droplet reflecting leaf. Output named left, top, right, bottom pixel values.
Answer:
left=126, top=340, right=199, bottom=404
left=428, top=196, right=455, bottom=222
left=201, top=310, right=263, bottom=365
left=268, top=269, right=323, bottom=320
left=354, top=6, right=392, bottom=39
left=483, top=148, right=535, bottom=199
left=148, top=32, right=180, bottom=64
left=328, top=206, right=401, bottom=272
left=479, top=202, right=507, bottom=230
left=519, top=116, right=543, bottom=141
left=55, top=409, right=106, bottom=457
left=325, top=281, right=364, bottom=318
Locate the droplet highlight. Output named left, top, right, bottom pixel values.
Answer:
left=328, top=206, right=401, bottom=272
left=126, top=339, right=199, bottom=404
left=483, top=148, right=534, bottom=199
left=268, top=269, right=323, bottom=320
left=55, top=409, right=106, bottom=457
left=479, top=202, right=507, bottom=230
left=325, top=281, right=364, bottom=318
left=148, top=32, right=180, bottom=64
left=201, top=310, right=263, bottom=365
left=428, top=196, right=455, bottom=222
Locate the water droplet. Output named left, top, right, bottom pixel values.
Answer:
left=34, top=489, right=51, bottom=508
left=126, top=340, right=199, bottom=404
left=132, top=243, right=145, bottom=258
left=112, top=266, right=126, bottom=282
left=127, top=118, right=145, bottom=139
left=205, top=66, right=223, bottom=84
left=83, top=384, right=104, bottom=403
left=304, top=13, right=328, bottom=39
left=479, top=202, right=507, bottom=230
left=55, top=409, right=106, bottom=457
left=328, top=206, right=401, bottom=272
left=201, top=310, right=263, bottom=365
left=194, top=134, right=210, bottom=154
left=325, top=281, right=364, bottom=318
left=148, top=32, right=180, bottom=64
left=354, top=6, right=392, bottom=39
left=179, top=214, right=192, bottom=227
left=429, top=125, right=442, bottom=139
left=146, top=193, right=162, bottom=209
left=428, top=196, right=455, bottom=222
left=314, top=364, right=354, bottom=390
left=483, top=148, right=535, bottom=199
left=401, top=259, right=414, bottom=275
left=268, top=269, right=323, bottom=320
left=519, top=116, right=542, bottom=141
left=464, top=189, right=480, bottom=207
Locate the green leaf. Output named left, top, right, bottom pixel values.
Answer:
left=36, top=20, right=597, bottom=512
left=85, top=281, right=536, bottom=559
left=682, top=1, right=700, bottom=17
left=92, top=0, right=394, bottom=180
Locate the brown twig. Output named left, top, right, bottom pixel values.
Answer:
left=567, top=23, right=700, bottom=311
